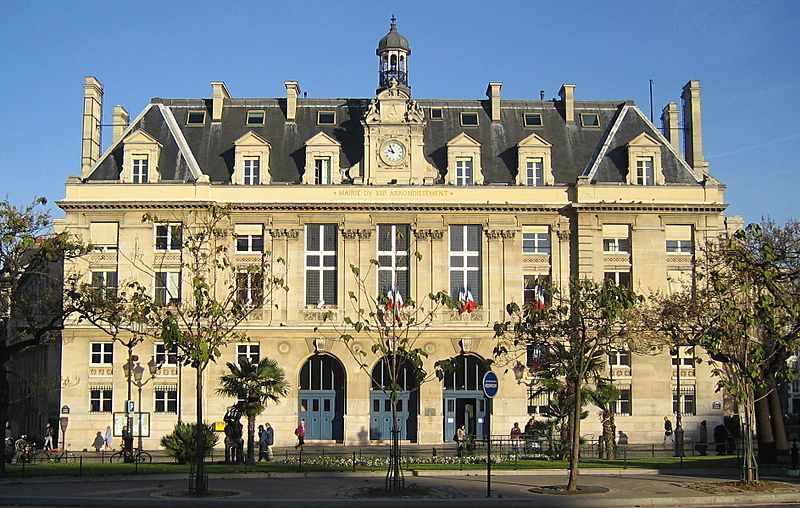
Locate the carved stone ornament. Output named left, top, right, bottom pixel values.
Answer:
left=365, top=99, right=380, bottom=123
left=269, top=228, right=301, bottom=239
left=341, top=228, right=373, bottom=240
left=413, top=228, right=444, bottom=240
left=405, top=99, right=424, bottom=124
left=556, top=225, right=571, bottom=242
left=485, top=229, right=516, bottom=240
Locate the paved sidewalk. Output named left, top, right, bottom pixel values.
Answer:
left=0, top=469, right=798, bottom=507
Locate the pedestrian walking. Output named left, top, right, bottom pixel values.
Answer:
left=294, top=419, right=305, bottom=451
left=257, top=424, right=267, bottom=461
left=663, top=416, right=674, bottom=446
left=455, top=424, right=465, bottom=457
left=92, top=431, right=104, bottom=452
left=104, top=425, right=112, bottom=450
left=696, top=420, right=708, bottom=455
left=265, top=422, right=274, bottom=460
left=43, top=423, right=53, bottom=451
left=510, top=422, right=522, bottom=452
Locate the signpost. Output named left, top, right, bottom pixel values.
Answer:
left=482, top=371, right=499, bottom=498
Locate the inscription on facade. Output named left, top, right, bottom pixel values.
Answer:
left=335, top=189, right=452, bottom=198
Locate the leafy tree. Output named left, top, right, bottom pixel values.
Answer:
left=0, top=198, right=87, bottom=472
left=494, top=278, right=638, bottom=491
left=160, top=422, right=218, bottom=465
left=216, top=357, right=288, bottom=464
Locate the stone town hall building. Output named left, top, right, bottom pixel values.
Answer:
left=49, top=19, right=728, bottom=448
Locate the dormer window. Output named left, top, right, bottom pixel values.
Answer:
left=121, top=130, right=161, bottom=183
left=524, top=113, right=543, bottom=127
left=233, top=131, right=271, bottom=185
left=627, top=133, right=664, bottom=185
left=303, top=132, right=341, bottom=185
left=315, top=158, right=332, bottom=184
left=187, top=111, right=206, bottom=126
left=580, top=113, right=600, bottom=127
left=430, top=107, right=443, bottom=120
left=460, top=112, right=479, bottom=126
left=243, top=157, right=260, bottom=185
left=516, top=133, right=553, bottom=186
left=132, top=155, right=149, bottom=183
left=445, top=133, right=483, bottom=185
left=525, top=158, right=544, bottom=186
left=246, top=110, right=265, bottom=126
left=317, top=111, right=336, bottom=125
left=636, top=157, right=654, bottom=185
left=455, top=158, right=473, bottom=186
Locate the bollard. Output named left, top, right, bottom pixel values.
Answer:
left=285, top=450, right=288, bottom=461
left=651, top=444, right=655, bottom=458
left=79, top=455, right=83, bottom=476
left=432, top=447, right=437, bottom=457
left=352, top=451, right=356, bottom=472
left=623, top=448, right=627, bottom=469
left=299, top=450, right=303, bottom=472
left=135, top=455, right=138, bottom=475
left=791, top=439, right=798, bottom=470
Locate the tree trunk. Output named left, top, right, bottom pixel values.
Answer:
left=246, top=414, right=256, bottom=464
left=755, top=392, right=776, bottom=463
left=567, top=381, right=581, bottom=491
left=193, top=365, right=206, bottom=495
left=385, top=397, right=403, bottom=492
left=601, top=410, right=614, bottom=460
left=742, top=392, right=759, bottom=483
left=768, top=381, right=789, bottom=452
left=0, top=363, right=8, bottom=474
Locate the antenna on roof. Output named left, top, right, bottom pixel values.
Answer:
left=649, top=79, right=654, bottom=123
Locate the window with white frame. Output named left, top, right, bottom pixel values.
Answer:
left=314, top=157, right=332, bottom=185
left=673, top=385, right=696, bottom=416
left=89, top=387, right=112, bottom=413
left=604, top=270, right=632, bottom=288
left=91, top=271, right=118, bottom=299
left=636, top=157, right=654, bottom=185
left=243, top=157, right=261, bottom=185
left=602, top=224, right=630, bottom=253
left=523, top=274, right=550, bottom=309
left=155, top=224, right=182, bottom=251
left=155, top=271, right=181, bottom=305
left=154, top=386, right=177, bottom=413
left=377, top=225, right=409, bottom=298
left=237, top=343, right=260, bottom=364
left=522, top=227, right=551, bottom=255
left=611, top=386, right=632, bottom=416
left=236, top=271, right=263, bottom=306
left=235, top=224, right=264, bottom=253
left=449, top=225, right=482, bottom=304
left=305, top=224, right=337, bottom=306
left=154, top=343, right=178, bottom=366
left=90, top=342, right=113, bottom=365
left=527, top=385, right=552, bottom=415
left=608, top=349, right=631, bottom=367
left=666, top=225, right=694, bottom=254
left=455, top=158, right=473, bottom=186
left=132, top=155, right=149, bottom=183
left=671, top=346, right=696, bottom=367
left=526, top=158, right=544, bottom=186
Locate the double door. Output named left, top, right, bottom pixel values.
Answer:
left=298, top=390, right=336, bottom=440
left=444, top=391, right=488, bottom=441
left=370, top=391, right=411, bottom=440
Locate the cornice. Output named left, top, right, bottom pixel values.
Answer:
left=572, top=203, right=727, bottom=213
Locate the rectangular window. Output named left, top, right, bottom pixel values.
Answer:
left=236, top=271, right=264, bottom=306
left=317, top=111, right=336, bottom=125
left=89, top=222, right=119, bottom=252
left=460, top=112, right=479, bottom=126
left=155, top=271, right=181, bottom=305
left=522, top=226, right=551, bottom=254
left=602, top=224, right=630, bottom=253
left=155, top=224, right=182, bottom=251
left=671, top=346, right=696, bottom=367
left=525, top=158, right=544, bottom=186
left=455, top=158, right=473, bottom=186
left=243, top=157, right=261, bottom=185
left=523, top=274, right=550, bottom=309
left=154, top=387, right=177, bottom=413
left=154, top=343, right=178, bottom=366
left=526, top=343, right=546, bottom=371
left=524, top=113, right=543, bottom=127
left=604, top=271, right=632, bottom=288
left=187, top=111, right=206, bottom=125
left=305, top=224, right=338, bottom=306
left=90, top=342, right=113, bottom=365
left=132, top=156, right=149, bottom=183
left=608, top=349, right=631, bottom=367
left=673, top=385, right=696, bottom=416
left=449, top=225, right=482, bottom=305
left=91, top=271, right=118, bottom=299
left=235, top=224, right=264, bottom=253
left=580, top=112, right=600, bottom=127
left=429, top=107, right=443, bottom=120
left=636, top=157, right=654, bottom=185
left=611, top=386, right=632, bottom=416
left=527, top=385, right=552, bottom=415
left=89, top=387, right=112, bottom=413
left=246, top=110, right=265, bottom=126
left=237, top=343, right=260, bottom=364
left=314, top=158, right=332, bottom=185
left=665, top=225, right=694, bottom=254
left=377, top=225, right=410, bottom=299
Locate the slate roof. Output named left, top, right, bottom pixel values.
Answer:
left=87, top=95, right=702, bottom=187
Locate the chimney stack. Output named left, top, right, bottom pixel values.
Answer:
left=660, top=102, right=680, bottom=153
left=81, top=76, right=103, bottom=177
left=210, top=81, right=231, bottom=122
left=285, top=81, right=300, bottom=121
left=681, top=80, right=708, bottom=174
left=559, top=84, right=575, bottom=123
left=112, top=105, right=129, bottom=145
left=486, top=82, right=502, bottom=122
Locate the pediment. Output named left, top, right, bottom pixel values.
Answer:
left=305, top=131, right=340, bottom=147
left=628, top=132, right=661, bottom=148
left=234, top=130, right=270, bottom=147
left=446, top=132, right=481, bottom=147
left=517, top=132, right=552, bottom=148
left=123, top=129, right=161, bottom=147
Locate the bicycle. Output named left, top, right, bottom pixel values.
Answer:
left=110, top=448, right=152, bottom=464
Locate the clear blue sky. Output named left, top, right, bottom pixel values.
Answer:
left=1, top=0, right=797, bottom=225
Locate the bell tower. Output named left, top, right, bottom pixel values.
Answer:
left=377, top=15, right=411, bottom=94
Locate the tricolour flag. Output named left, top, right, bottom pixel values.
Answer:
left=534, top=285, right=546, bottom=311
left=459, top=286, right=476, bottom=314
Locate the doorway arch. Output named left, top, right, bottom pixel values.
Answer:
left=442, top=354, right=489, bottom=441
left=370, top=356, right=419, bottom=441
left=298, top=354, right=346, bottom=441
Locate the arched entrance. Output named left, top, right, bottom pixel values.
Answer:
left=442, top=354, right=488, bottom=441
left=298, top=354, right=345, bottom=441
left=370, top=356, right=419, bottom=441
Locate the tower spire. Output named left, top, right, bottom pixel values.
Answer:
left=376, top=16, right=411, bottom=93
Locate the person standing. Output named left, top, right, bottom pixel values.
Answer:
left=92, top=431, right=104, bottom=452
left=43, top=423, right=53, bottom=451
left=510, top=422, right=522, bottom=452
left=257, top=424, right=267, bottom=462
left=265, top=422, right=274, bottom=460
left=121, top=425, right=134, bottom=461
left=294, top=419, right=305, bottom=451
left=663, top=416, right=674, bottom=446
left=696, top=420, right=708, bottom=455
left=456, top=424, right=466, bottom=457
left=104, top=425, right=112, bottom=450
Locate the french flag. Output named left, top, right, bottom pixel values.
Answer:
left=458, top=286, right=476, bottom=314
left=386, top=287, right=403, bottom=323
left=535, top=285, right=546, bottom=311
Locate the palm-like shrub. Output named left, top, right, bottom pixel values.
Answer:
left=160, top=423, right=218, bottom=464
left=217, top=357, right=289, bottom=463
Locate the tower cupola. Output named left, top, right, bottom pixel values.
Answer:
left=376, top=15, right=411, bottom=93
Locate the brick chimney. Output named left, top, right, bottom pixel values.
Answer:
left=486, top=82, right=502, bottom=122
left=681, top=80, right=708, bottom=174
left=81, top=76, right=103, bottom=177
left=559, top=84, right=575, bottom=123
left=661, top=102, right=680, bottom=153
left=285, top=81, right=300, bottom=121
left=112, top=105, right=129, bottom=145
left=211, top=81, right=231, bottom=122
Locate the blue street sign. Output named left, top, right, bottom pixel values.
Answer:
left=482, top=371, right=499, bottom=399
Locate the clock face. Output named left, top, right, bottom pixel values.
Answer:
left=382, top=141, right=406, bottom=162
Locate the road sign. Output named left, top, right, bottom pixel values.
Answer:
left=482, top=371, right=499, bottom=398
left=127, top=400, right=135, bottom=414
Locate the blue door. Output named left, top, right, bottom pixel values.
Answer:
left=371, top=391, right=411, bottom=440
left=443, top=391, right=488, bottom=441
left=298, top=390, right=336, bottom=440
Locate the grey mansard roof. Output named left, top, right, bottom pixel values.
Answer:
left=87, top=94, right=702, bottom=187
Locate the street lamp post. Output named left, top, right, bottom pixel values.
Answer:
left=132, top=357, right=159, bottom=451
left=674, top=346, right=685, bottom=457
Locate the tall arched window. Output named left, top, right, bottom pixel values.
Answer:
left=443, top=355, right=487, bottom=391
